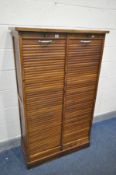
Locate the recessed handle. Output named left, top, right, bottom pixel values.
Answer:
left=80, top=40, right=91, bottom=43
left=38, top=40, right=53, bottom=44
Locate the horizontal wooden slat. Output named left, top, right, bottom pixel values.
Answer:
left=25, top=85, right=63, bottom=94
left=29, top=146, right=61, bottom=161
left=26, top=98, right=62, bottom=110
left=26, top=104, right=62, bottom=116
left=22, top=38, right=65, bottom=44
left=63, top=128, right=89, bottom=144
left=64, top=118, right=91, bottom=134
left=27, top=113, right=62, bottom=126
left=28, top=123, right=61, bottom=138
left=64, top=113, right=92, bottom=124
left=63, top=137, right=89, bottom=150
left=28, top=123, right=61, bottom=154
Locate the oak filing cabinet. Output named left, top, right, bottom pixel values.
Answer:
left=11, top=28, right=109, bottom=167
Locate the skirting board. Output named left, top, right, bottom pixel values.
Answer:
left=93, top=111, right=116, bottom=123
left=0, top=137, right=20, bottom=153
left=0, top=111, right=116, bottom=152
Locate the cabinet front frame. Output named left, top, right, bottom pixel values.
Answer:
left=11, top=29, right=107, bottom=167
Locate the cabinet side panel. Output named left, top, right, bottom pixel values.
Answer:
left=12, top=34, right=29, bottom=159
left=13, top=36, right=23, bottom=100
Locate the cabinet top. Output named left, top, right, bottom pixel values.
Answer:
left=10, top=27, right=109, bottom=34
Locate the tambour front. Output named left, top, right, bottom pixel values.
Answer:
left=11, top=27, right=109, bottom=167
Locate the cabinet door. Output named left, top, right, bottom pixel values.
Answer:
left=21, top=37, right=66, bottom=161
left=63, top=37, right=104, bottom=150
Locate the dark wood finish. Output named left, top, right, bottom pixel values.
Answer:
left=11, top=28, right=108, bottom=167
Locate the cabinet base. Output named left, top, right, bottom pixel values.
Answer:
left=26, top=142, right=90, bottom=168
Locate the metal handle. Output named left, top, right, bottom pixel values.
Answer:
left=38, top=40, right=53, bottom=44
left=80, top=40, right=91, bottom=43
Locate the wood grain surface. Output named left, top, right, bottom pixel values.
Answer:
left=11, top=28, right=107, bottom=166
left=22, top=38, right=66, bottom=157
left=63, top=38, right=103, bottom=148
